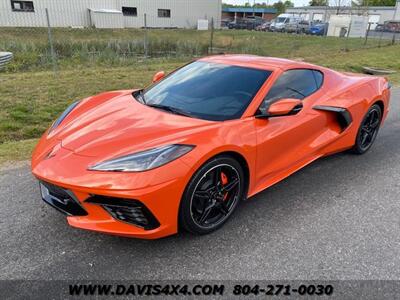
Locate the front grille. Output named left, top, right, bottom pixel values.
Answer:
left=85, top=196, right=160, bottom=230
left=39, top=181, right=88, bottom=216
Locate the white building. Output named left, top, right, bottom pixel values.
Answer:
left=0, top=0, right=222, bottom=29
left=287, top=0, right=400, bottom=29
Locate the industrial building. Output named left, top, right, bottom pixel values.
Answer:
left=0, top=0, right=222, bottom=29
left=222, top=7, right=277, bottom=21
left=286, top=0, right=400, bottom=30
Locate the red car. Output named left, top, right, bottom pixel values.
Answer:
left=32, top=55, right=391, bottom=239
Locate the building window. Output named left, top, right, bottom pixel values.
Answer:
left=122, top=6, right=137, bottom=17
left=11, top=0, right=34, bottom=12
left=158, top=9, right=171, bottom=18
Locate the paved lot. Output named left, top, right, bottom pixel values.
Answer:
left=0, top=89, right=399, bottom=281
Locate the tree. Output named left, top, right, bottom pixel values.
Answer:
left=272, top=0, right=294, bottom=14
left=284, top=0, right=295, bottom=8
left=353, top=0, right=395, bottom=5
left=273, top=1, right=286, bottom=14
left=309, top=0, right=328, bottom=5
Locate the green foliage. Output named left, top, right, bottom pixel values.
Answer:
left=309, top=0, right=329, bottom=6
left=352, top=0, right=396, bottom=6
left=273, top=1, right=294, bottom=14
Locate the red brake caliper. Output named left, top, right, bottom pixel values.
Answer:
left=220, top=172, right=229, bottom=201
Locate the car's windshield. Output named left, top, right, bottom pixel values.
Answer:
left=276, top=17, right=287, bottom=23
left=142, top=61, right=272, bottom=121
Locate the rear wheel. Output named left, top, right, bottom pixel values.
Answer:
left=179, top=156, right=245, bottom=235
left=352, top=104, right=382, bottom=154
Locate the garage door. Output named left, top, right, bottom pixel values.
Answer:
left=369, top=15, right=380, bottom=30
left=313, top=13, right=324, bottom=21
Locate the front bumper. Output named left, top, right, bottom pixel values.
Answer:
left=32, top=144, right=192, bottom=239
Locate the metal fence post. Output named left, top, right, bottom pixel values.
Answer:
left=364, top=23, right=371, bottom=46
left=344, top=19, right=352, bottom=52
left=144, top=13, right=148, bottom=58
left=209, top=17, right=214, bottom=54
left=45, top=8, right=58, bottom=74
left=378, top=28, right=384, bottom=48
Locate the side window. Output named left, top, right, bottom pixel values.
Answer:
left=259, top=69, right=323, bottom=113
left=313, top=70, right=323, bottom=89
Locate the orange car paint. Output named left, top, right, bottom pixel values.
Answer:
left=31, top=55, right=391, bottom=239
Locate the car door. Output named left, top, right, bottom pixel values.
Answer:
left=253, top=69, right=327, bottom=191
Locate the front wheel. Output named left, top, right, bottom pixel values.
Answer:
left=179, top=156, right=245, bottom=235
left=352, top=104, right=382, bottom=154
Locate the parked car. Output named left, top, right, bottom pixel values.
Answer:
left=255, top=21, right=271, bottom=31
left=384, top=20, right=400, bottom=33
left=297, top=20, right=312, bottom=34
left=245, top=16, right=265, bottom=30
left=228, top=19, right=245, bottom=29
left=284, top=19, right=310, bottom=34
left=309, top=22, right=328, bottom=36
left=221, top=19, right=231, bottom=28
left=283, top=19, right=300, bottom=33
left=374, top=24, right=384, bottom=32
left=32, top=55, right=391, bottom=239
left=228, top=17, right=264, bottom=30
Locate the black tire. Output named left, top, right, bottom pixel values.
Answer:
left=179, top=155, right=245, bottom=235
left=352, top=104, right=382, bottom=154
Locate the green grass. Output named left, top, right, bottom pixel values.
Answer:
left=0, top=27, right=393, bottom=72
left=0, top=138, right=37, bottom=165
left=0, top=59, right=183, bottom=143
left=0, top=28, right=399, bottom=165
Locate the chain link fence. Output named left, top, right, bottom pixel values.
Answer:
left=1, top=7, right=399, bottom=75
left=0, top=7, right=399, bottom=145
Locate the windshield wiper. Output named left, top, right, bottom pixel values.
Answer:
left=133, top=89, right=146, bottom=104
left=147, top=104, right=193, bottom=118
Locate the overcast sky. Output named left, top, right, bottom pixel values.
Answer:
left=223, top=0, right=310, bottom=7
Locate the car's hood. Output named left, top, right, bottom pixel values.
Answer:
left=51, top=90, right=216, bottom=159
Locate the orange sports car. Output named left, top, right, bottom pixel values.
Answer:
left=31, top=55, right=391, bottom=239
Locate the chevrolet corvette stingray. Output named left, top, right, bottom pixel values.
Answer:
left=31, top=55, right=391, bottom=239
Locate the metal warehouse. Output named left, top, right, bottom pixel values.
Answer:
left=0, top=0, right=222, bottom=29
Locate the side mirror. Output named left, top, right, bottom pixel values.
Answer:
left=257, top=98, right=303, bottom=118
left=268, top=98, right=303, bottom=116
left=152, top=71, right=165, bottom=83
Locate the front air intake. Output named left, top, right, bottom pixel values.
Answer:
left=85, top=196, right=160, bottom=230
left=39, top=181, right=88, bottom=216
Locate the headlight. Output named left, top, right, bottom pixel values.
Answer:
left=49, top=100, right=80, bottom=133
left=88, top=144, right=195, bottom=172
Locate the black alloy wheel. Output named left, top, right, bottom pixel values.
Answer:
left=352, top=104, right=382, bottom=154
left=179, top=156, right=245, bottom=235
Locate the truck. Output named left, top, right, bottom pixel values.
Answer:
left=270, top=13, right=302, bottom=32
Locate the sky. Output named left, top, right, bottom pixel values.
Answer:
left=223, top=0, right=310, bottom=7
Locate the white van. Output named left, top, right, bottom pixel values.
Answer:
left=270, top=14, right=302, bottom=32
